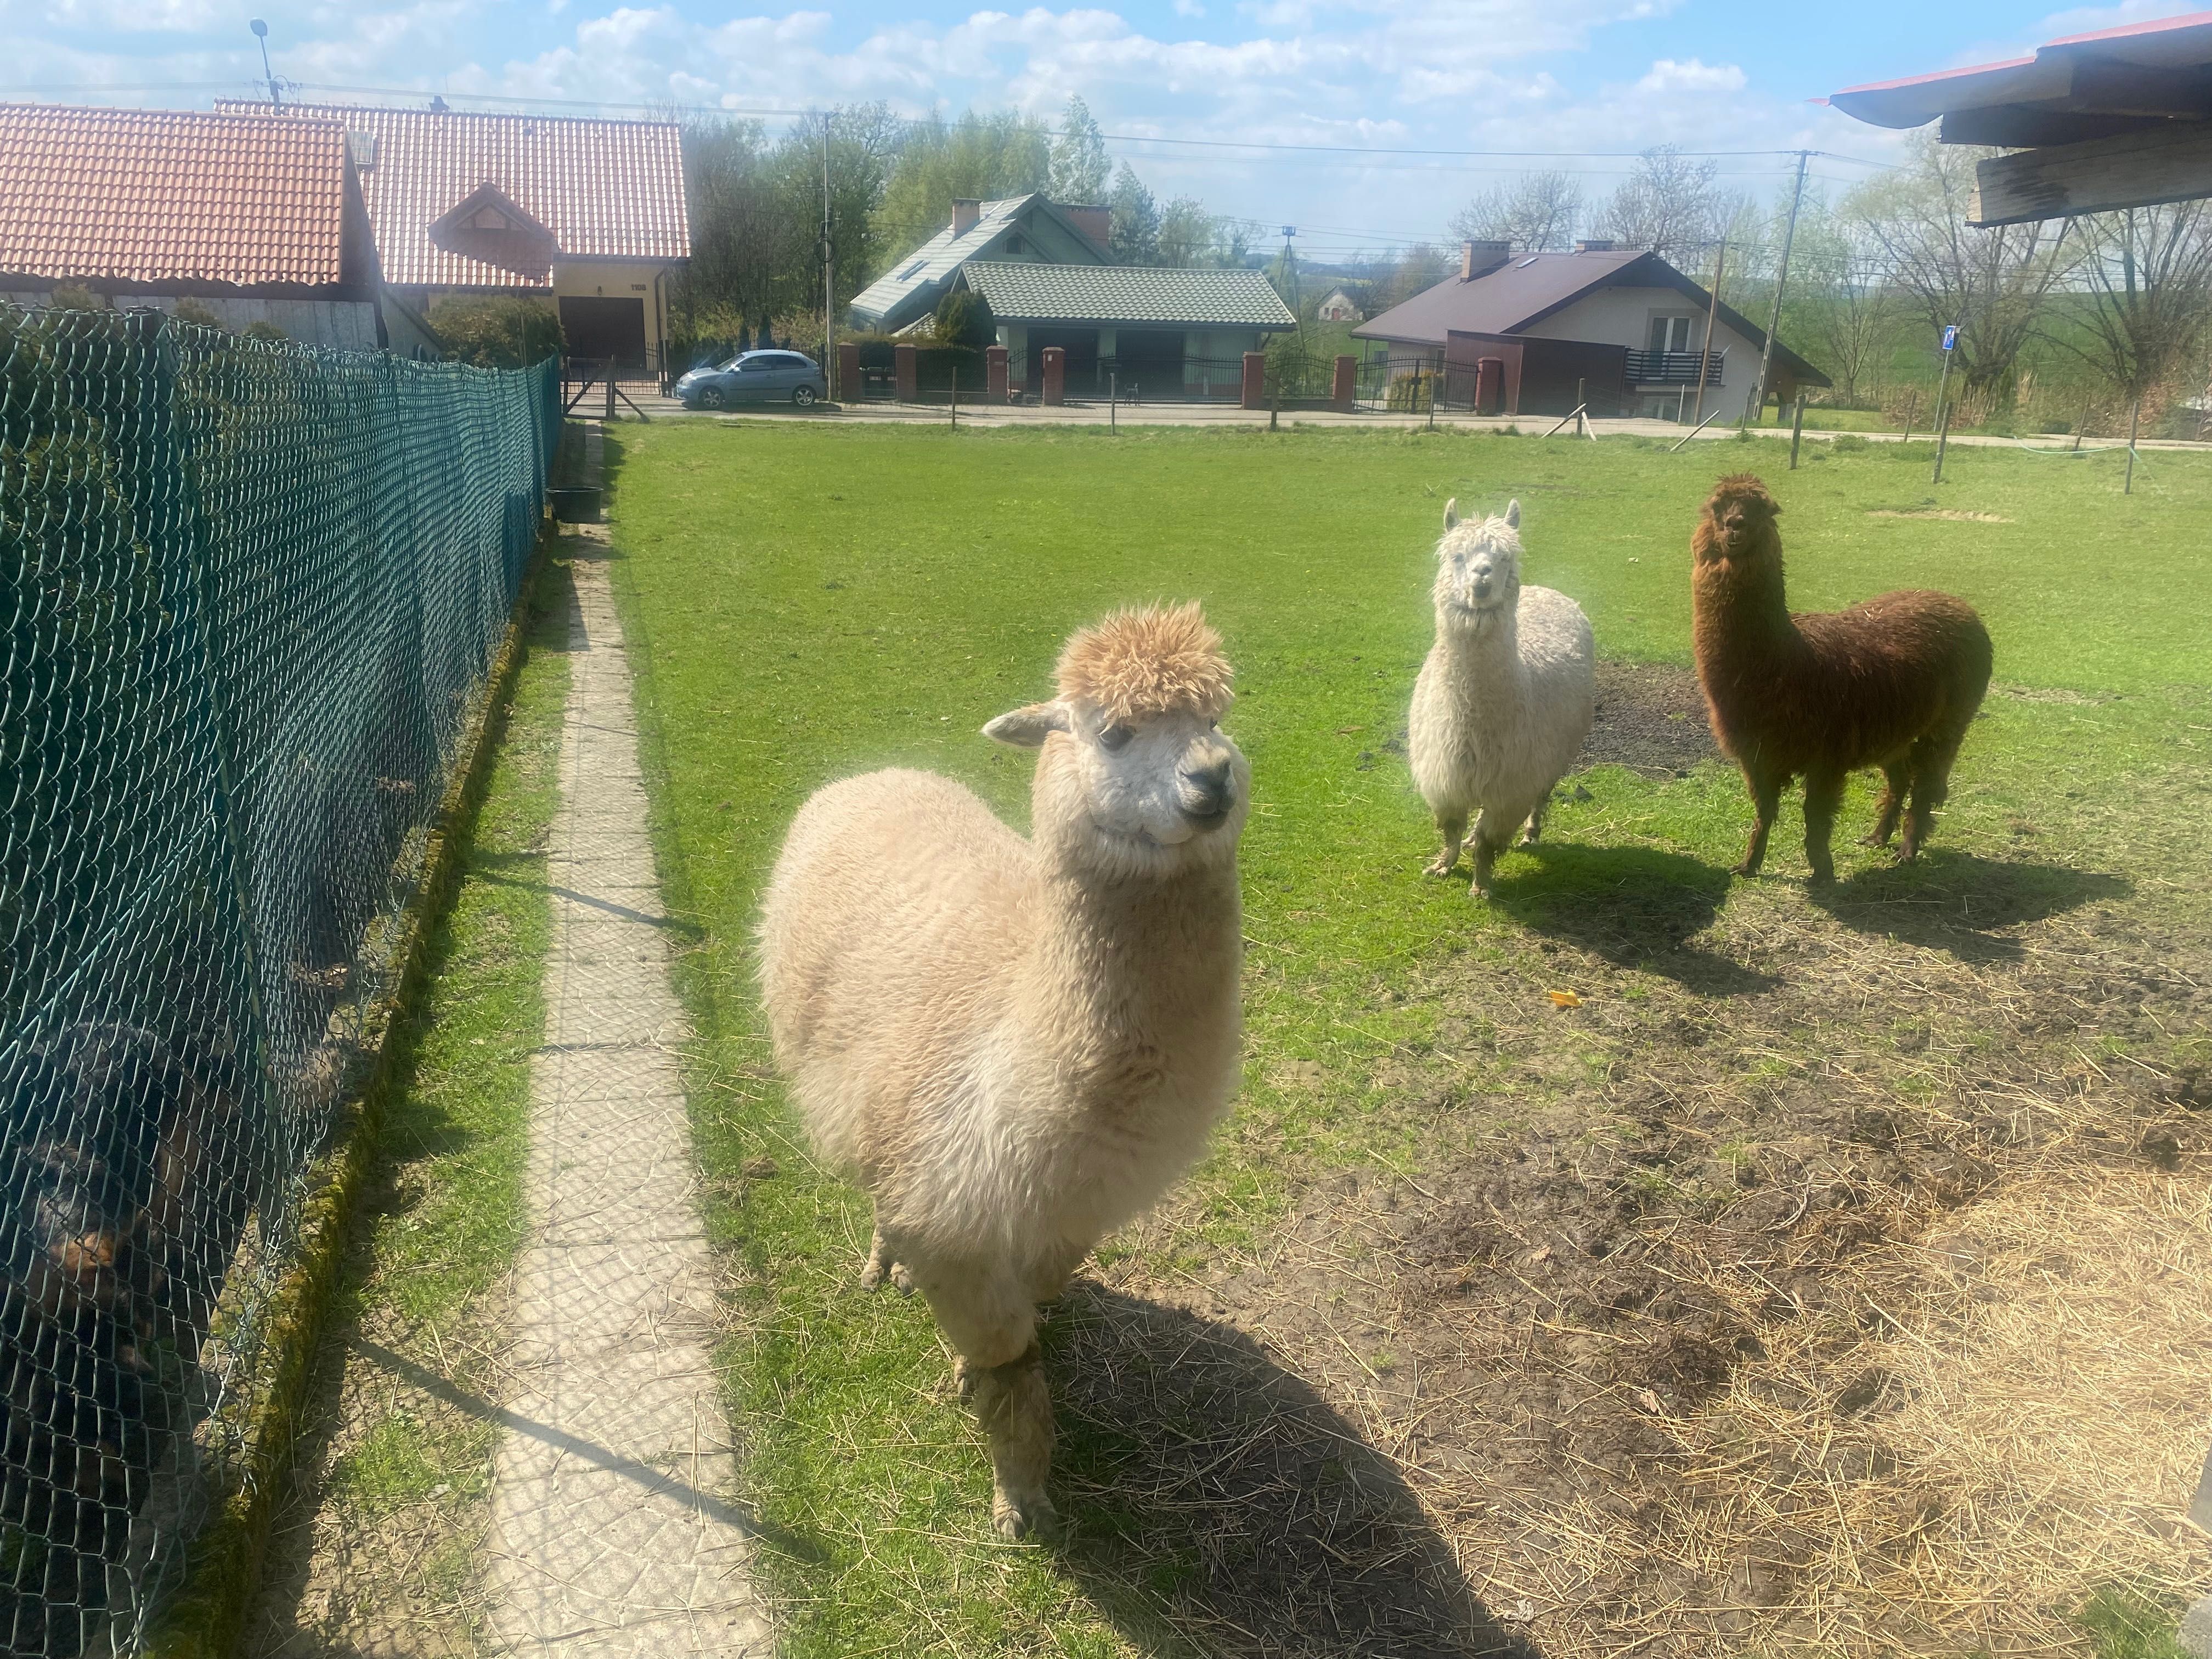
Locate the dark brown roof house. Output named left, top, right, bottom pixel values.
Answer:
left=0, top=103, right=386, bottom=347
left=1356, top=238, right=1829, bottom=422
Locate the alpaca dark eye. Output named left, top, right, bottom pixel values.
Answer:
left=1099, top=725, right=1133, bottom=753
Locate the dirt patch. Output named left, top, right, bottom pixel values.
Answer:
left=1867, top=510, right=2013, bottom=523
left=1578, top=661, right=1720, bottom=778
left=1108, top=833, right=2212, bottom=1656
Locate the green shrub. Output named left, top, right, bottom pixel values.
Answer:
left=172, top=298, right=223, bottom=329
left=430, top=296, right=563, bottom=369
left=1832, top=433, right=1870, bottom=454
left=915, top=344, right=983, bottom=392
left=243, top=321, right=289, bottom=343
left=46, top=281, right=104, bottom=312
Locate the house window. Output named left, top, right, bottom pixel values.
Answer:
left=469, top=207, right=510, bottom=232
left=1649, top=315, right=1696, bottom=353
left=1005, top=234, right=1025, bottom=256
left=899, top=258, right=928, bottom=280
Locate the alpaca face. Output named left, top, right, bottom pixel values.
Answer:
left=1434, top=499, right=1523, bottom=631
left=1701, top=476, right=1781, bottom=564
left=988, top=700, right=1250, bottom=877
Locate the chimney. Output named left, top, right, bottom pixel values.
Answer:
left=1062, top=202, right=1111, bottom=249
left=952, top=198, right=982, bottom=235
left=1575, top=238, right=1616, bottom=253
left=1460, top=240, right=1510, bottom=280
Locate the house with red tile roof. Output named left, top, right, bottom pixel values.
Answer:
left=0, top=103, right=386, bottom=349
left=1356, top=239, right=1829, bottom=422
left=219, top=100, right=689, bottom=370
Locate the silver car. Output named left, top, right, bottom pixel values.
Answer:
left=676, top=349, right=827, bottom=409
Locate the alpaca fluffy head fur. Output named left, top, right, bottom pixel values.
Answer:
left=982, top=603, right=1248, bottom=877
left=1696, top=474, right=1782, bottom=568
left=1434, top=499, right=1524, bottom=633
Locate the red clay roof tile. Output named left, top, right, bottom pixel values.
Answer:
left=0, top=103, right=350, bottom=287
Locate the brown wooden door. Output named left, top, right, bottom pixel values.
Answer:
left=558, top=297, right=647, bottom=369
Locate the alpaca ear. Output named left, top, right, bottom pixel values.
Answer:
left=1504, top=499, right=1521, bottom=529
left=1442, top=498, right=1459, bottom=531
left=983, top=702, right=1070, bottom=748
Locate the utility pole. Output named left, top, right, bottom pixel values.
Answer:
left=1691, top=240, right=1725, bottom=427
left=250, top=18, right=280, bottom=108
left=821, top=113, right=836, bottom=402
left=1931, top=323, right=1959, bottom=482
left=1752, top=150, right=1809, bottom=426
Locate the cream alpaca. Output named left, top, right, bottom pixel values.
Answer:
left=758, top=603, right=1250, bottom=1539
left=1408, top=499, right=1595, bottom=894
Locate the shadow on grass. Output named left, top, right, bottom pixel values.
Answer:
left=1488, top=842, right=1777, bottom=997
left=1809, top=850, right=2131, bottom=963
left=1045, top=1285, right=1535, bottom=1659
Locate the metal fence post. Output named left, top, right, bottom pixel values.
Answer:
left=1789, top=397, right=1806, bottom=469
left=2125, top=397, right=2141, bottom=493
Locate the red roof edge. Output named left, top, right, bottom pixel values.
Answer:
left=2047, top=8, right=2212, bottom=47
left=1828, top=55, right=2035, bottom=99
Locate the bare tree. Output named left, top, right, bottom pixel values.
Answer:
left=1049, top=95, right=1110, bottom=205
left=1451, top=172, right=1582, bottom=251
left=1384, top=243, right=1451, bottom=307
left=1593, top=147, right=1725, bottom=263
left=2063, top=202, right=2212, bottom=406
left=1845, top=133, right=2076, bottom=404
left=1156, top=197, right=1214, bottom=267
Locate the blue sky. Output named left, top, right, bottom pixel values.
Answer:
left=4, top=0, right=2202, bottom=252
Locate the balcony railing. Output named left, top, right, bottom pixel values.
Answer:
left=1624, top=348, right=1724, bottom=386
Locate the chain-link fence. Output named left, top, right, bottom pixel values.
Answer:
left=1, top=307, right=557, bottom=1656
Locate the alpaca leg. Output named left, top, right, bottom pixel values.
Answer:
left=1863, top=761, right=1910, bottom=847
left=1424, top=808, right=1468, bottom=878
left=1469, top=809, right=1513, bottom=898
left=968, top=1344, right=1056, bottom=1540
left=915, top=1262, right=1057, bottom=1538
left=1735, top=768, right=1782, bottom=877
left=1521, top=794, right=1548, bottom=846
left=1901, top=727, right=1967, bottom=860
left=861, top=1216, right=915, bottom=1294
left=1802, top=768, right=1846, bottom=885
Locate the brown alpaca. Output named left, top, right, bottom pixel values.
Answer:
left=1691, top=475, right=1993, bottom=882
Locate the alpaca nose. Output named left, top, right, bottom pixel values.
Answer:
left=1178, top=756, right=1235, bottom=821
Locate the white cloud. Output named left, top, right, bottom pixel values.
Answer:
left=1172, top=0, right=1205, bottom=15
left=1636, top=57, right=1745, bottom=94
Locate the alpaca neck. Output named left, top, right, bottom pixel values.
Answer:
left=1434, top=604, right=1525, bottom=694
left=1694, top=552, right=1799, bottom=664
left=1027, top=857, right=1242, bottom=1089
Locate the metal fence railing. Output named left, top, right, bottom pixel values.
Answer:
left=1, top=306, right=557, bottom=1656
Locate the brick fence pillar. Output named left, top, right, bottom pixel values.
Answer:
left=986, top=344, right=1009, bottom=402
left=1240, top=352, right=1266, bottom=410
left=837, top=341, right=860, bottom=403
left=1041, top=346, right=1065, bottom=407
left=894, top=342, right=917, bottom=402
left=1332, top=354, right=1356, bottom=412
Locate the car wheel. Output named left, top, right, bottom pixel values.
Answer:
left=698, top=386, right=728, bottom=410
left=792, top=385, right=819, bottom=407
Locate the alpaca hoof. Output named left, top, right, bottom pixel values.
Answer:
left=953, top=1355, right=973, bottom=1400
left=859, top=1259, right=884, bottom=1291
left=1857, top=832, right=1891, bottom=848
left=1808, top=867, right=1836, bottom=887
left=992, top=1485, right=1057, bottom=1541
left=891, top=1261, right=916, bottom=1295
left=1423, top=855, right=1459, bottom=878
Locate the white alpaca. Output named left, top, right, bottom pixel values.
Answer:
left=1408, top=499, right=1595, bottom=894
left=758, top=603, right=1250, bottom=1539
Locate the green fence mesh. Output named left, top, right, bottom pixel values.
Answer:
left=1, top=307, right=557, bottom=1656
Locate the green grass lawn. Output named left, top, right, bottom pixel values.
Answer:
left=245, top=563, right=571, bottom=1655
left=603, top=424, right=2212, bottom=1658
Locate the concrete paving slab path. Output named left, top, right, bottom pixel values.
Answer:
left=484, top=538, right=771, bottom=1656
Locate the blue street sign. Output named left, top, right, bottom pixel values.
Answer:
left=1941, top=325, right=1959, bottom=352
